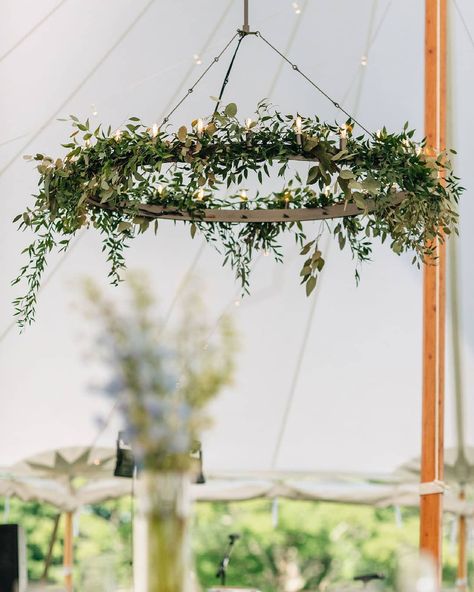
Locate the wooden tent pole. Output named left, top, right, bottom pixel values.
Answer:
left=420, top=0, right=447, bottom=578
left=457, top=489, right=467, bottom=592
left=41, top=512, right=61, bottom=581
left=63, top=511, right=74, bottom=592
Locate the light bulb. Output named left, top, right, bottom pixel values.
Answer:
left=263, top=249, right=270, bottom=257
left=240, top=189, right=248, bottom=201
left=91, top=104, right=98, bottom=116
left=149, top=123, right=159, bottom=138
left=234, top=299, right=241, bottom=307
left=295, top=116, right=302, bottom=134
left=114, top=129, right=122, bottom=141
left=295, top=116, right=303, bottom=146
left=157, top=184, right=164, bottom=195
left=360, top=55, right=368, bottom=66
left=292, top=2, right=301, bottom=14
left=196, top=187, right=205, bottom=201
left=197, top=118, right=204, bottom=136
left=193, top=53, right=202, bottom=65
left=245, top=118, right=253, bottom=130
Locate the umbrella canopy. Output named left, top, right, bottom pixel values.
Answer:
left=0, top=474, right=69, bottom=508
left=0, top=446, right=129, bottom=511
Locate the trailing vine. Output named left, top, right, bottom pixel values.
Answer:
left=14, top=101, right=461, bottom=327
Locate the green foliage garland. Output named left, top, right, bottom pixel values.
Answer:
left=14, top=101, right=461, bottom=326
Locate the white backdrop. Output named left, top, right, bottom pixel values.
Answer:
left=0, top=0, right=473, bottom=479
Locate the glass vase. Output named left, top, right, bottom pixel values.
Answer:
left=135, top=471, right=192, bottom=592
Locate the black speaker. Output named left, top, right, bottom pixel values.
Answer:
left=0, top=525, right=27, bottom=592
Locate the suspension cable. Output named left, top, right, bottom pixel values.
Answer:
left=161, top=32, right=239, bottom=125
left=213, top=34, right=246, bottom=115
left=255, top=30, right=374, bottom=137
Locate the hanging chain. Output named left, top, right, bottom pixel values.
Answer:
left=161, top=32, right=239, bottom=126
left=255, top=31, right=374, bottom=137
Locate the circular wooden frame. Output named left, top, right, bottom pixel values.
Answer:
left=89, top=191, right=406, bottom=224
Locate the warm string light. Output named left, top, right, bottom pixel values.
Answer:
left=157, top=184, right=164, bottom=196
left=113, top=129, right=122, bottom=142
left=91, top=104, right=98, bottom=116
left=295, top=116, right=303, bottom=146
left=240, top=189, right=248, bottom=202
left=197, top=118, right=204, bottom=137
left=292, top=1, right=301, bottom=14
left=196, top=187, right=205, bottom=201
left=339, top=124, right=348, bottom=150
left=245, top=118, right=253, bottom=145
left=149, top=123, right=159, bottom=138
left=193, top=53, right=202, bottom=65
left=360, top=55, right=368, bottom=67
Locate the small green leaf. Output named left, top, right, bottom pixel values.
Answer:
left=339, top=169, right=355, bottom=180
left=307, top=166, right=319, bottom=184
left=224, top=103, right=237, bottom=117
left=306, top=275, right=317, bottom=296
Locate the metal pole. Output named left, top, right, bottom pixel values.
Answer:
left=243, top=0, right=250, bottom=33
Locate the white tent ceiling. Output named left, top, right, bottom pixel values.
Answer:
left=0, top=0, right=473, bottom=482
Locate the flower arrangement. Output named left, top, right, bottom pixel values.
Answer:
left=86, top=274, right=236, bottom=471
left=85, top=274, right=236, bottom=592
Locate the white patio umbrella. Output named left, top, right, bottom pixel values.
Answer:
left=1, top=445, right=131, bottom=591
